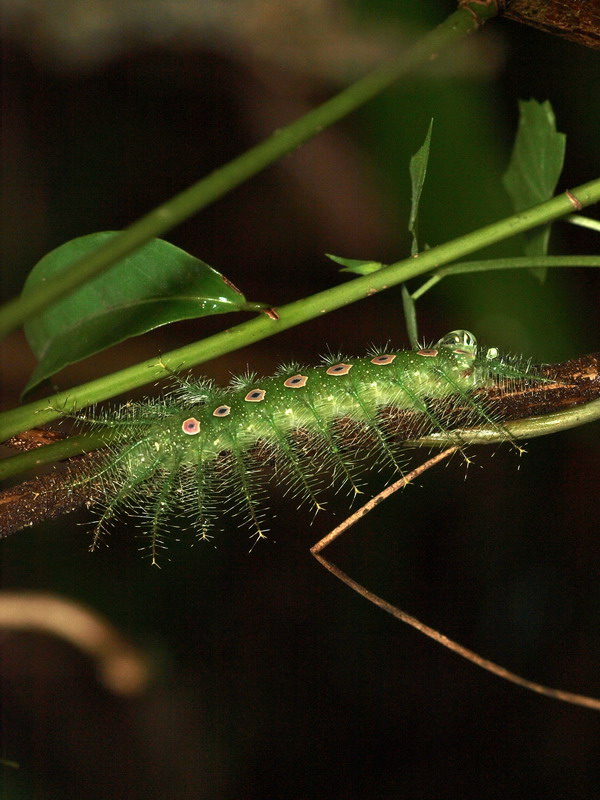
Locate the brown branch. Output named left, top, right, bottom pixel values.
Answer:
left=5, top=428, right=66, bottom=451
left=484, top=352, right=600, bottom=416
left=1, top=429, right=101, bottom=536
left=500, top=0, right=600, bottom=49
left=0, top=466, right=101, bottom=536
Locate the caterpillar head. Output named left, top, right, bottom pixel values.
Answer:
left=436, top=330, right=540, bottom=385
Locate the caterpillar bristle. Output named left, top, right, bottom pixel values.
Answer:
left=60, top=330, right=549, bottom=561
left=273, top=361, right=305, bottom=377
left=263, top=429, right=325, bottom=512
left=161, top=373, right=217, bottom=405
left=319, top=350, right=347, bottom=367
left=365, top=342, right=392, bottom=359
left=144, top=457, right=185, bottom=564
left=229, top=370, right=259, bottom=391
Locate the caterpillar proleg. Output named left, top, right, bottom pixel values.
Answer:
left=59, top=330, right=547, bottom=560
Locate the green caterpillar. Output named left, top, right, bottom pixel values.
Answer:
left=65, top=330, right=546, bottom=561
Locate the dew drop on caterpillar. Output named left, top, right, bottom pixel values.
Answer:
left=68, top=330, right=547, bottom=561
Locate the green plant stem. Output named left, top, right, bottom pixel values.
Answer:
left=411, top=255, right=600, bottom=300
left=0, top=435, right=107, bottom=481
left=1, top=177, right=600, bottom=444
left=404, top=397, right=600, bottom=447
left=0, top=4, right=495, bottom=343
left=565, top=214, right=600, bottom=233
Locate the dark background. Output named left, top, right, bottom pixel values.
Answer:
left=1, top=1, right=599, bottom=797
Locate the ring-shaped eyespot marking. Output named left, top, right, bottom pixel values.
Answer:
left=212, top=405, right=231, bottom=417
left=417, top=349, right=438, bottom=357
left=326, top=363, right=353, bottom=376
left=486, top=347, right=499, bottom=360
left=244, top=389, right=266, bottom=402
left=283, top=374, right=308, bottom=388
left=370, top=354, right=397, bottom=365
left=182, top=418, right=201, bottom=435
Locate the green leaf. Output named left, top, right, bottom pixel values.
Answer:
left=502, top=99, right=566, bottom=280
left=325, top=253, right=386, bottom=275
left=22, top=232, right=263, bottom=396
left=408, top=119, right=433, bottom=256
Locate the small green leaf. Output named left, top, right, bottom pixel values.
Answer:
left=502, top=99, right=566, bottom=280
left=408, top=119, right=433, bottom=256
left=325, top=253, right=386, bottom=275
left=22, top=232, right=262, bottom=396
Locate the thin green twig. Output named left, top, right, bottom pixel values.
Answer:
left=0, top=4, right=494, bottom=343
left=404, top=397, right=600, bottom=447
left=1, top=178, right=600, bottom=443
left=565, top=214, right=600, bottom=233
left=410, top=255, right=600, bottom=300
left=0, top=435, right=107, bottom=481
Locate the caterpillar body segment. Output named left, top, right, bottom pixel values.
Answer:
left=74, top=330, right=546, bottom=553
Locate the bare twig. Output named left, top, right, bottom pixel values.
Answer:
left=0, top=592, right=152, bottom=695
left=311, top=448, right=600, bottom=711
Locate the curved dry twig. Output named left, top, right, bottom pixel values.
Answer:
left=0, top=592, right=152, bottom=695
left=311, top=448, right=600, bottom=711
